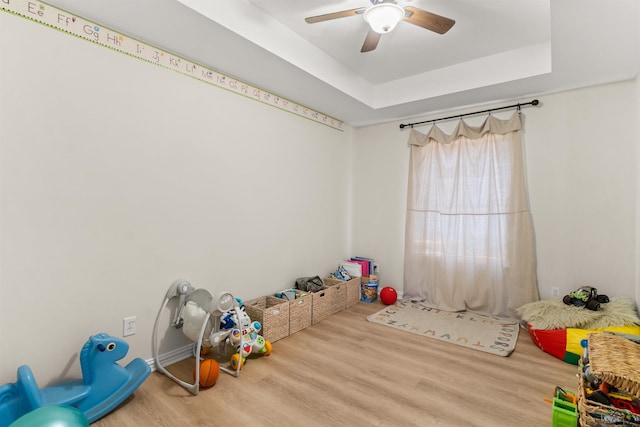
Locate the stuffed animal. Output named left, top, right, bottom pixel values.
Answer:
left=563, top=286, right=609, bottom=311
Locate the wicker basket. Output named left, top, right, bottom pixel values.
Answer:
left=324, top=277, right=360, bottom=308
left=311, top=287, right=334, bottom=325
left=578, top=333, right=640, bottom=426
left=244, top=296, right=290, bottom=343
left=589, top=333, right=640, bottom=397
left=323, top=278, right=347, bottom=314
left=344, top=278, right=360, bottom=307
left=288, top=292, right=312, bottom=334
left=578, top=373, right=640, bottom=426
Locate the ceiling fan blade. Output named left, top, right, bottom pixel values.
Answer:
left=361, top=29, right=381, bottom=53
left=305, top=8, right=366, bottom=24
left=403, top=6, right=455, bottom=34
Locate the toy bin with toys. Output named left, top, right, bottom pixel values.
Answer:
left=310, top=287, right=334, bottom=325
left=288, top=292, right=312, bottom=334
left=324, top=279, right=347, bottom=314
left=244, top=296, right=290, bottom=343
left=578, top=332, right=640, bottom=426
left=324, top=276, right=360, bottom=308
left=273, top=288, right=312, bottom=335
left=548, top=387, right=578, bottom=427
left=294, top=276, right=334, bottom=325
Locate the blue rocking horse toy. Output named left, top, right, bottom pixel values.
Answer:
left=0, top=333, right=151, bottom=426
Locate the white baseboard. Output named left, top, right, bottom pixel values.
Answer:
left=146, top=343, right=194, bottom=372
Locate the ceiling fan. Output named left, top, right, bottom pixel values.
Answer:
left=305, top=0, right=455, bottom=53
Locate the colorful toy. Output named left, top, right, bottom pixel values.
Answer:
left=380, top=287, right=398, bottom=305
left=563, top=286, right=609, bottom=311
left=153, top=280, right=271, bottom=395
left=546, top=387, right=578, bottom=427
left=361, top=277, right=378, bottom=303
left=226, top=304, right=272, bottom=370
left=193, top=359, right=220, bottom=388
left=9, top=405, right=88, bottom=427
left=592, top=383, right=640, bottom=414
left=0, top=333, right=151, bottom=427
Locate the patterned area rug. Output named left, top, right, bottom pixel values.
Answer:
left=367, top=299, right=519, bottom=356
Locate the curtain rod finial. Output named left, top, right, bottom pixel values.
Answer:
left=532, top=99, right=539, bottom=106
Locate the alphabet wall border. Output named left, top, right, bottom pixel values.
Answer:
left=1, top=0, right=344, bottom=131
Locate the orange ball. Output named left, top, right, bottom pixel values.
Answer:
left=193, top=359, right=220, bottom=388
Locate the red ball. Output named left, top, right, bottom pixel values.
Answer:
left=194, top=358, right=220, bottom=388
left=380, top=287, right=397, bottom=305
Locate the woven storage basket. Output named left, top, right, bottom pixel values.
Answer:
left=589, top=333, right=640, bottom=397
left=578, top=333, right=640, bottom=426
left=323, top=278, right=347, bottom=314
left=324, top=277, right=360, bottom=308
left=288, top=292, right=312, bottom=334
left=244, top=296, right=290, bottom=343
left=578, top=371, right=640, bottom=426
left=344, top=277, right=360, bottom=307
left=311, top=287, right=334, bottom=325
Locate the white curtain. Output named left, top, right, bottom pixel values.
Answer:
left=403, top=112, right=539, bottom=318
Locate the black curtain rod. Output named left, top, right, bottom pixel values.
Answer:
left=399, top=99, right=540, bottom=129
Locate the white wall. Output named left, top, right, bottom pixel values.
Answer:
left=0, top=13, right=353, bottom=384
left=524, top=82, right=636, bottom=300
left=637, top=74, right=640, bottom=305
left=353, top=80, right=638, bottom=304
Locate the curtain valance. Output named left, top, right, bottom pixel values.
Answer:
left=408, top=112, right=522, bottom=146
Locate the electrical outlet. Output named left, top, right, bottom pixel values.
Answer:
left=551, top=287, right=561, bottom=298
left=123, top=316, right=136, bottom=337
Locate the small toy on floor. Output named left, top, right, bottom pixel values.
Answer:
left=226, top=303, right=272, bottom=370
left=193, top=359, right=220, bottom=388
left=0, top=333, right=150, bottom=426
left=9, top=405, right=88, bottom=427
left=563, top=286, right=609, bottom=311
left=380, top=287, right=397, bottom=305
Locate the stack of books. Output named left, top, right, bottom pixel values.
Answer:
left=340, top=256, right=378, bottom=279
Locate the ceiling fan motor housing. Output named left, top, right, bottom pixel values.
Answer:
left=363, top=2, right=405, bottom=33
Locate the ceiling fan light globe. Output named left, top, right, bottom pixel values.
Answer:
left=363, top=3, right=405, bottom=34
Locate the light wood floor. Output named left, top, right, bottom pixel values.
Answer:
left=94, top=302, right=578, bottom=426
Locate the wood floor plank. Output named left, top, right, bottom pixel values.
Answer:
left=93, top=301, right=577, bottom=426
